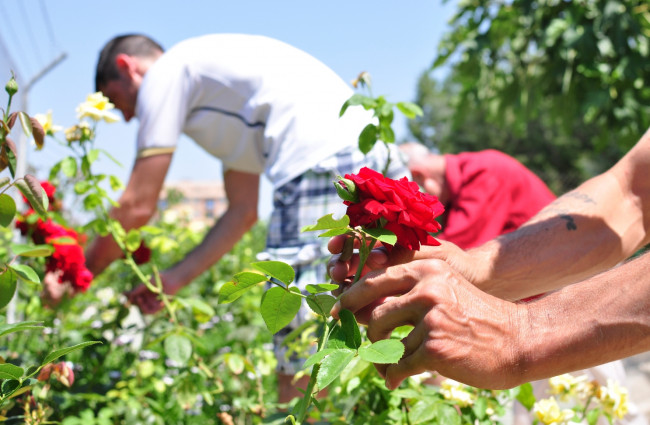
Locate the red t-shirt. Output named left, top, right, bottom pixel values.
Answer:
left=437, top=150, right=556, bottom=249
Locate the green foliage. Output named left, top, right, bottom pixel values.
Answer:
left=411, top=0, right=650, bottom=193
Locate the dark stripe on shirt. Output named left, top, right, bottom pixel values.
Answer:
left=190, top=106, right=266, bottom=128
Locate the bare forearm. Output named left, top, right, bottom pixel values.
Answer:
left=472, top=171, right=649, bottom=300
left=85, top=233, right=126, bottom=276
left=515, top=252, right=650, bottom=384
left=164, top=205, right=257, bottom=287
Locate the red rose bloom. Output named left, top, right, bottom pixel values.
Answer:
left=132, top=242, right=152, bottom=265
left=342, top=167, right=445, bottom=250
left=17, top=184, right=94, bottom=292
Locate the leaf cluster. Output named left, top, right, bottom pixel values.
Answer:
left=411, top=0, right=650, bottom=193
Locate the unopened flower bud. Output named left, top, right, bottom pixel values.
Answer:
left=5, top=75, right=18, bottom=96
left=334, top=177, right=358, bottom=203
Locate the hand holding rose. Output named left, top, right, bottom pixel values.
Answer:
left=332, top=256, right=528, bottom=390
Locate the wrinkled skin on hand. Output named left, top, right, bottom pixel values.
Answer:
left=332, top=257, right=527, bottom=390
left=327, top=234, right=526, bottom=390
left=327, top=235, right=480, bottom=291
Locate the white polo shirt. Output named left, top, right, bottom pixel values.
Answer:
left=135, top=34, right=371, bottom=188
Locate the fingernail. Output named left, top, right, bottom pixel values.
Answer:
left=330, top=301, right=341, bottom=319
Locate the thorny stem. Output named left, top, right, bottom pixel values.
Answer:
left=294, top=232, right=378, bottom=424
left=293, top=318, right=338, bottom=424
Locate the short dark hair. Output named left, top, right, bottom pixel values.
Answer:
left=95, top=34, right=164, bottom=91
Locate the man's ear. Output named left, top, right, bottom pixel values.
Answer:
left=115, top=53, right=137, bottom=77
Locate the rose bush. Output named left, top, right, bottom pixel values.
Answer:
left=0, top=74, right=633, bottom=425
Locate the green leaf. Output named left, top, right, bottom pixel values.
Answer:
left=301, top=213, right=350, bottom=233
left=410, top=399, right=437, bottom=424
left=0, top=379, right=20, bottom=398
left=339, top=93, right=371, bottom=117
left=435, top=403, right=461, bottom=425
left=11, top=243, right=54, bottom=257
left=358, top=339, right=405, bottom=364
left=43, top=341, right=102, bottom=365
left=396, top=102, right=423, bottom=119
left=472, top=396, right=488, bottom=420
left=9, top=263, right=40, bottom=284
left=586, top=407, right=602, bottom=425
left=515, top=382, right=535, bottom=410
left=224, top=353, right=245, bottom=375
left=74, top=180, right=91, bottom=195
left=83, top=193, right=103, bottom=210
left=0, top=193, right=16, bottom=227
left=109, top=175, right=124, bottom=191
left=46, top=236, right=76, bottom=245
left=164, top=334, right=193, bottom=365
left=0, top=363, right=23, bottom=380
left=379, top=123, right=395, bottom=144
left=17, top=112, right=32, bottom=138
left=316, top=227, right=351, bottom=238
left=139, top=225, right=164, bottom=235
left=305, top=283, right=339, bottom=294
left=302, top=348, right=336, bottom=370
left=87, top=148, right=100, bottom=164
left=24, top=365, right=39, bottom=378
left=0, top=321, right=43, bottom=338
left=358, top=123, right=378, bottom=154
left=218, top=271, right=268, bottom=304
left=364, top=227, right=397, bottom=245
left=316, top=348, right=356, bottom=390
left=306, top=294, right=337, bottom=317
left=125, top=229, right=142, bottom=252
left=0, top=176, right=10, bottom=189
left=177, top=298, right=215, bottom=323
left=61, top=157, right=78, bottom=178
left=15, top=178, right=47, bottom=217
left=339, top=309, right=361, bottom=350
left=251, top=260, right=295, bottom=286
left=260, top=286, right=302, bottom=334
left=325, top=325, right=348, bottom=350
left=0, top=268, right=17, bottom=309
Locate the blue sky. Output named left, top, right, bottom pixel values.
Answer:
left=1, top=0, right=456, bottom=218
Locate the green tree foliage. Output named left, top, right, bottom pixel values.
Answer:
left=410, top=0, right=650, bottom=193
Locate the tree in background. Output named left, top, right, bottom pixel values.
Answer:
left=409, top=0, right=650, bottom=193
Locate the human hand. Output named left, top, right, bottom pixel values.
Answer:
left=41, top=271, right=73, bottom=308
left=327, top=234, right=423, bottom=286
left=125, top=271, right=182, bottom=315
left=332, top=258, right=526, bottom=390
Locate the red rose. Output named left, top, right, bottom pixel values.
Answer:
left=132, top=241, right=151, bottom=265
left=342, top=167, right=445, bottom=250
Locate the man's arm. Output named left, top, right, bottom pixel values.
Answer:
left=127, top=169, right=259, bottom=314
left=449, top=130, right=650, bottom=300
left=162, top=169, right=259, bottom=287
left=85, top=153, right=172, bottom=276
left=333, top=251, right=650, bottom=390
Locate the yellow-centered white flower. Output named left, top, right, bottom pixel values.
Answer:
left=533, top=397, right=575, bottom=425
left=34, top=110, right=63, bottom=135
left=76, top=92, right=120, bottom=123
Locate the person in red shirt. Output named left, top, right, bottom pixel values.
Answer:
left=399, top=142, right=556, bottom=248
